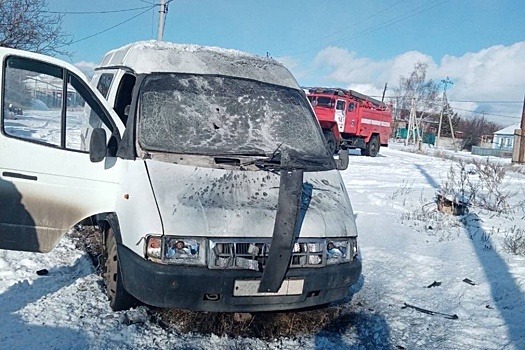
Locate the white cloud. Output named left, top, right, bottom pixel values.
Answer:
left=74, top=61, right=97, bottom=79
left=310, top=42, right=525, bottom=126
left=435, top=42, right=525, bottom=122
left=275, top=55, right=309, bottom=81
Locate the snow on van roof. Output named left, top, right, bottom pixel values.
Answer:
left=98, top=40, right=299, bottom=89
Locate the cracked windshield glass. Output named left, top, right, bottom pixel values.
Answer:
left=137, top=73, right=330, bottom=161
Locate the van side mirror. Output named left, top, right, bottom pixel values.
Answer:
left=89, top=128, right=107, bottom=163
left=336, top=149, right=349, bottom=170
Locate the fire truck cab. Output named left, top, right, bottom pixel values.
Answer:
left=306, top=88, right=392, bottom=157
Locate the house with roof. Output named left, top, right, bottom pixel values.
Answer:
left=492, top=123, right=520, bottom=151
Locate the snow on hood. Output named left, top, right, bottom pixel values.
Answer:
left=98, top=40, right=299, bottom=89
left=145, top=160, right=357, bottom=239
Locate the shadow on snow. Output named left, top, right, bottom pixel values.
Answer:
left=461, top=213, right=525, bottom=348
left=314, top=275, right=392, bottom=350
left=0, top=176, right=93, bottom=348
left=417, top=163, right=525, bottom=348
left=0, top=256, right=93, bottom=348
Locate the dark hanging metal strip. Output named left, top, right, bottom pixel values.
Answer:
left=258, top=168, right=304, bottom=293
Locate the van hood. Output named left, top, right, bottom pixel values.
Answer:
left=145, top=160, right=357, bottom=238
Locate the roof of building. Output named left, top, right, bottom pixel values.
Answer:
left=494, top=123, right=520, bottom=136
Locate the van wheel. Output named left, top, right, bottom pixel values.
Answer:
left=364, top=136, right=380, bottom=157
left=103, top=228, right=137, bottom=311
left=323, top=130, right=338, bottom=154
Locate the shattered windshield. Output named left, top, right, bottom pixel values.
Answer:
left=137, top=73, right=330, bottom=161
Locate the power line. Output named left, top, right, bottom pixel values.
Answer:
left=368, top=95, right=522, bottom=104
left=277, top=0, right=450, bottom=57
left=272, top=0, right=407, bottom=56
left=451, top=107, right=519, bottom=119
left=321, top=0, right=450, bottom=52
left=450, top=100, right=522, bottom=104
left=63, top=6, right=155, bottom=46
left=368, top=94, right=520, bottom=119
left=47, top=6, right=153, bottom=15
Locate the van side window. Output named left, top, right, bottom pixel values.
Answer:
left=96, top=73, right=114, bottom=98
left=114, top=73, right=136, bottom=125
left=66, top=73, right=113, bottom=151
left=2, top=57, right=113, bottom=152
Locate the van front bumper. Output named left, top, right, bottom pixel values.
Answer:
left=118, top=244, right=362, bottom=312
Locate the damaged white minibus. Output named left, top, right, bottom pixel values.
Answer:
left=0, top=41, right=361, bottom=312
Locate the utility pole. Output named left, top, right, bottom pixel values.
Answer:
left=381, top=83, right=388, bottom=103
left=405, top=98, right=420, bottom=147
left=512, top=94, right=525, bottom=163
left=157, top=0, right=167, bottom=41
left=436, top=77, right=453, bottom=148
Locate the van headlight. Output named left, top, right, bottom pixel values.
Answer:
left=326, top=238, right=358, bottom=265
left=145, top=235, right=206, bottom=265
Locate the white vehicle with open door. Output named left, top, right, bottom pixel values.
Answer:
left=0, top=42, right=361, bottom=312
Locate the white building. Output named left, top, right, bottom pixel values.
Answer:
left=492, top=123, right=520, bottom=150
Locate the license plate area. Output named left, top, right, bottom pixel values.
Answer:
left=233, top=279, right=304, bottom=297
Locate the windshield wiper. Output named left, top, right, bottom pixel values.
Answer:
left=240, top=142, right=284, bottom=167
left=251, top=149, right=307, bottom=173
left=268, top=141, right=283, bottom=162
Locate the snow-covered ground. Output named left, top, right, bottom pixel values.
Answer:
left=1, top=145, right=524, bottom=349
left=4, top=109, right=86, bottom=149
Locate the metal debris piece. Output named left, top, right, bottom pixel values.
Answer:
left=36, top=269, right=49, bottom=276
left=402, top=302, right=459, bottom=320
left=426, top=281, right=442, bottom=288
left=463, top=278, right=476, bottom=285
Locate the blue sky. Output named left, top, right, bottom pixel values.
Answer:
left=50, top=0, right=524, bottom=126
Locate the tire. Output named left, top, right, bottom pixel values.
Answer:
left=103, top=228, right=138, bottom=311
left=364, top=136, right=380, bottom=157
left=323, top=130, right=338, bottom=155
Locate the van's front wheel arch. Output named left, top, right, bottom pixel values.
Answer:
left=103, top=227, right=138, bottom=311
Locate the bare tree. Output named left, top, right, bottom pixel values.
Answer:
left=392, top=62, right=440, bottom=121
left=0, top=0, right=71, bottom=56
left=458, top=114, right=502, bottom=151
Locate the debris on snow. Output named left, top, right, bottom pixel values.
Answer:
left=402, top=303, right=459, bottom=320
left=36, top=269, right=49, bottom=276
left=426, top=281, right=442, bottom=288
left=463, top=278, right=476, bottom=285
left=120, top=307, right=150, bottom=326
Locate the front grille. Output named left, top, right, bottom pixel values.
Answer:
left=208, top=239, right=327, bottom=270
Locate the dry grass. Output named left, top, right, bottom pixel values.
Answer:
left=503, top=226, right=525, bottom=256
left=152, top=307, right=344, bottom=339
left=67, top=225, right=104, bottom=272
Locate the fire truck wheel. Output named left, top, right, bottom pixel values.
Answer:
left=365, top=136, right=380, bottom=157
left=323, top=130, right=338, bottom=154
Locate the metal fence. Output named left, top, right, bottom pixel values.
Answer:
left=471, top=146, right=513, bottom=158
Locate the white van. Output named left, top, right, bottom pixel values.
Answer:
left=0, top=42, right=361, bottom=312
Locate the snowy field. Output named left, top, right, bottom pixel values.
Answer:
left=1, top=144, right=524, bottom=349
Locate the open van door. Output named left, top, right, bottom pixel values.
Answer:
left=0, top=49, right=122, bottom=253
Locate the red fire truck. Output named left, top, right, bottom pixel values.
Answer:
left=306, top=87, right=392, bottom=157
